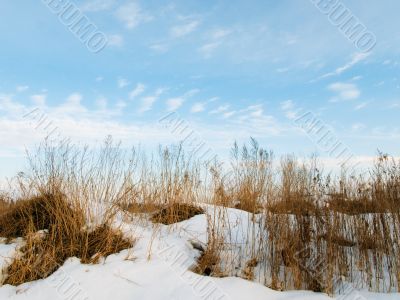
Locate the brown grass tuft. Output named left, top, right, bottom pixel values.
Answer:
left=151, top=203, right=204, bottom=225
left=1, top=193, right=134, bottom=286
left=0, top=193, right=68, bottom=241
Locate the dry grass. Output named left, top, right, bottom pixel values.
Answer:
left=0, top=139, right=137, bottom=286
left=0, top=138, right=399, bottom=294
left=192, top=215, right=224, bottom=277
left=1, top=192, right=133, bottom=286
left=151, top=203, right=204, bottom=225
left=0, top=193, right=69, bottom=241
left=0, top=195, right=14, bottom=218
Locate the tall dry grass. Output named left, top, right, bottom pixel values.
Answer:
left=0, top=138, right=135, bottom=285
left=0, top=138, right=399, bottom=295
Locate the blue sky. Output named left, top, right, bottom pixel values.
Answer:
left=0, top=0, right=399, bottom=180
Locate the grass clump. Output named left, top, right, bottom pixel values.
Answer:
left=0, top=193, right=67, bottom=241
left=1, top=192, right=133, bottom=286
left=151, top=203, right=204, bottom=225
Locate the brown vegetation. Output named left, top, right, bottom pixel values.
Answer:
left=0, top=139, right=399, bottom=295
left=151, top=203, right=204, bottom=225
left=1, top=192, right=133, bottom=286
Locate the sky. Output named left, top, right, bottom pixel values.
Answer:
left=0, top=0, right=400, bottom=181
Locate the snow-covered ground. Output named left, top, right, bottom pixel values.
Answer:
left=0, top=206, right=399, bottom=300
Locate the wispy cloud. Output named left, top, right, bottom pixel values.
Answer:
left=388, top=101, right=400, bottom=109
left=16, top=85, right=29, bottom=92
left=280, top=100, right=300, bottom=120
left=352, top=123, right=366, bottom=131
left=199, top=28, right=232, bottom=58
left=118, top=77, right=130, bottom=88
left=53, top=93, right=87, bottom=115
left=115, top=2, right=152, bottom=29
left=138, top=88, right=163, bottom=113
left=166, top=97, right=184, bottom=111
left=80, top=0, right=116, bottom=12
left=209, top=104, right=230, bottom=115
left=170, top=20, right=200, bottom=38
left=190, top=97, right=218, bottom=113
left=280, top=100, right=294, bottom=111
left=190, top=102, right=205, bottom=113
left=165, top=89, right=199, bottom=111
left=96, top=96, right=107, bottom=110
left=30, top=94, right=47, bottom=106
left=316, top=52, right=370, bottom=80
left=107, top=34, right=124, bottom=47
left=149, top=43, right=169, bottom=53
left=354, top=102, right=369, bottom=110
left=129, top=83, right=146, bottom=100
left=328, top=82, right=360, bottom=102
left=223, top=111, right=236, bottom=118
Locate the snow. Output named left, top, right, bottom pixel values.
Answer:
left=0, top=206, right=399, bottom=300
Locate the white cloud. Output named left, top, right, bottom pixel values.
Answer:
left=190, top=97, right=218, bottom=113
left=0, top=95, right=176, bottom=167
left=138, top=88, right=163, bottom=113
left=388, top=101, right=400, bottom=109
left=149, top=44, right=169, bottom=53
left=250, top=107, right=263, bottom=117
left=96, top=96, right=107, bottom=110
left=108, top=34, right=124, bottom=47
left=234, top=105, right=265, bottom=122
left=57, top=93, right=86, bottom=114
left=199, top=42, right=220, bottom=58
left=170, top=20, right=199, bottom=38
left=352, top=123, right=366, bottom=131
left=129, top=83, right=146, bottom=100
left=280, top=100, right=300, bottom=120
left=139, top=96, right=157, bottom=113
left=276, top=67, right=290, bottom=73
left=30, top=94, right=47, bottom=106
left=183, top=89, right=200, bottom=98
left=280, top=100, right=294, bottom=111
left=166, top=97, right=184, bottom=111
left=165, top=89, right=199, bottom=111
left=0, top=94, right=25, bottom=116
left=190, top=102, right=205, bottom=113
left=222, top=111, right=236, bottom=119
left=210, top=104, right=230, bottom=114
left=328, top=82, right=360, bottom=102
left=16, top=85, right=29, bottom=92
left=210, top=29, right=231, bottom=40
left=199, top=28, right=231, bottom=58
left=80, top=0, right=115, bottom=12
left=66, top=93, right=83, bottom=105
left=318, top=52, right=370, bottom=80
left=115, top=2, right=152, bottom=29
left=118, top=77, right=129, bottom=88
left=116, top=100, right=126, bottom=110
left=354, top=102, right=368, bottom=110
